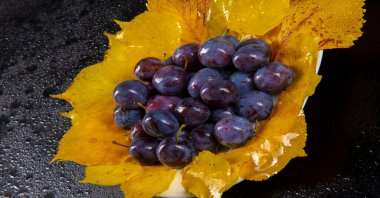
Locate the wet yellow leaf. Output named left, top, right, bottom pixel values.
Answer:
left=182, top=151, right=239, bottom=198
left=148, top=0, right=212, bottom=43
left=51, top=114, right=131, bottom=165
left=81, top=159, right=142, bottom=186
left=207, top=0, right=229, bottom=38
left=239, top=115, right=308, bottom=180
left=278, top=0, right=365, bottom=49
left=224, top=0, right=290, bottom=36
left=121, top=166, right=177, bottom=198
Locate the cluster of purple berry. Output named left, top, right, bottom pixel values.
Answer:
left=113, top=35, right=294, bottom=169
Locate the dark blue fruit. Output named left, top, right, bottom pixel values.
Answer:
left=216, top=69, right=230, bottom=79
left=114, top=106, right=143, bottom=130
left=189, top=124, right=219, bottom=153
left=174, top=98, right=210, bottom=127
left=164, top=56, right=175, bottom=65
left=198, top=38, right=235, bottom=69
left=232, top=44, right=270, bottom=72
left=142, top=109, right=179, bottom=138
left=152, top=66, right=186, bottom=95
left=214, top=116, right=254, bottom=148
left=187, top=68, right=224, bottom=98
left=211, top=106, right=236, bottom=123
left=254, top=62, right=294, bottom=93
left=236, top=90, right=273, bottom=121
left=146, top=95, right=181, bottom=113
left=113, top=80, right=148, bottom=109
left=216, top=35, right=239, bottom=47
left=134, top=57, right=164, bottom=81
left=185, top=72, right=196, bottom=84
left=156, top=136, right=195, bottom=168
left=130, top=121, right=151, bottom=141
left=236, top=38, right=272, bottom=57
left=130, top=137, right=160, bottom=165
left=173, top=43, right=200, bottom=69
left=229, top=71, right=255, bottom=95
left=145, top=81, right=159, bottom=97
left=223, top=65, right=238, bottom=76
left=200, top=79, right=238, bottom=107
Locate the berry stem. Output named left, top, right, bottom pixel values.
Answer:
left=215, top=144, right=221, bottom=152
left=254, top=119, right=259, bottom=133
left=183, top=56, right=189, bottom=71
left=112, top=140, right=129, bottom=148
left=134, top=102, right=147, bottom=112
left=220, top=29, right=228, bottom=39
left=162, top=53, right=167, bottom=61
left=176, top=124, right=186, bottom=142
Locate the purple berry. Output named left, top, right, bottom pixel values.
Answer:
left=211, top=106, right=236, bottom=123
left=114, top=106, right=143, bottom=130
left=185, top=72, right=196, bottom=84
left=113, top=80, right=148, bottom=109
left=189, top=124, right=219, bottom=153
left=216, top=69, right=230, bottom=79
left=229, top=71, right=256, bottom=95
left=142, top=109, right=179, bottom=138
left=214, top=116, right=254, bottom=148
left=173, top=43, right=200, bottom=70
left=216, top=35, right=239, bottom=47
left=233, top=44, right=270, bottom=72
left=236, top=38, right=272, bottom=57
left=187, top=68, right=224, bottom=98
left=174, top=98, right=210, bottom=127
left=130, top=121, right=151, bottom=141
left=199, top=38, right=235, bottom=69
left=254, top=62, right=294, bottom=93
left=145, top=82, right=160, bottom=97
left=236, top=90, right=273, bottom=121
left=130, top=137, right=160, bottom=165
left=164, top=56, right=175, bottom=65
left=146, top=95, right=181, bottom=113
left=200, top=79, right=238, bottom=107
left=134, top=57, right=164, bottom=81
left=156, top=136, right=195, bottom=168
left=153, top=66, right=186, bottom=95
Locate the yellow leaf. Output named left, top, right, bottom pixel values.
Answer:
left=182, top=151, right=239, bottom=198
left=81, top=159, right=142, bottom=186
left=206, top=0, right=229, bottom=38
left=240, top=115, right=308, bottom=180
left=225, top=0, right=290, bottom=36
left=51, top=114, right=131, bottom=165
left=279, top=0, right=364, bottom=49
left=121, top=166, right=177, bottom=198
left=147, top=0, right=212, bottom=43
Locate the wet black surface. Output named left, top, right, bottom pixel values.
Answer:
left=0, top=0, right=379, bottom=197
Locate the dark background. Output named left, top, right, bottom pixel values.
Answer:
left=0, top=0, right=379, bottom=197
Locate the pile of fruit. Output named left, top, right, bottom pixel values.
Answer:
left=113, top=35, right=294, bottom=169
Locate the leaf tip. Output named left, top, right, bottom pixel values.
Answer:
left=60, top=111, right=76, bottom=119
left=49, top=155, right=60, bottom=164
left=50, top=93, right=66, bottom=100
